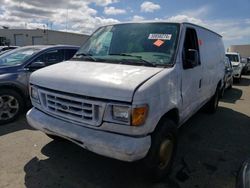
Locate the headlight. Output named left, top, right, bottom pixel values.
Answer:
left=105, top=103, right=148, bottom=126
left=112, top=105, right=130, bottom=122
left=30, top=86, right=40, bottom=102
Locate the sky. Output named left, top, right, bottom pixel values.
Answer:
left=0, top=0, right=249, bottom=48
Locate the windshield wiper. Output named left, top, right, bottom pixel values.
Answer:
left=109, top=53, right=156, bottom=67
left=73, top=53, right=97, bottom=62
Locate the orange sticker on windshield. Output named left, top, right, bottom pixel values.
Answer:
left=154, top=39, right=164, bottom=47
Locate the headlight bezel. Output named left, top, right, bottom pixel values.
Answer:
left=29, top=85, right=40, bottom=103
left=104, top=103, right=148, bottom=126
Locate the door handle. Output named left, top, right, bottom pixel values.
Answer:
left=199, top=79, right=202, bottom=88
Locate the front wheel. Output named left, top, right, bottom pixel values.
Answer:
left=0, top=89, right=24, bottom=125
left=143, top=119, right=177, bottom=181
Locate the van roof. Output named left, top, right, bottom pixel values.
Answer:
left=108, top=21, right=222, bottom=38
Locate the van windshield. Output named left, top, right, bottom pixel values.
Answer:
left=226, top=54, right=239, bottom=62
left=75, top=23, right=180, bottom=67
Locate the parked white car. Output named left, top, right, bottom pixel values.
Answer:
left=27, top=22, right=225, bottom=179
left=226, top=52, right=243, bottom=82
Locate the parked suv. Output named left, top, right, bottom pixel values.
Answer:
left=27, top=22, right=225, bottom=179
left=0, top=45, right=79, bottom=124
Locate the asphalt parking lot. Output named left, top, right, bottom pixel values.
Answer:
left=0, top=75, right=250, bottom=188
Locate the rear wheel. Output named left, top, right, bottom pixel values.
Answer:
left=228, top=79, right=233, bottom=89
left=144, top=119, right=177, bottom=181
left=206, top=87, right=219, bottom=114
left=220, top=84, right=225, bottom=98
left=0, top=89, right=24, bottom=125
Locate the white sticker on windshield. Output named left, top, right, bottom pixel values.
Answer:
left=148, top=34, right=172, bottom=40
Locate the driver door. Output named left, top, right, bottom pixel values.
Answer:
left=180, top=27, right=202, bottom=120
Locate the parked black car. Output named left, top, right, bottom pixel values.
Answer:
left=241, top=57, right=249, bottom=74
left=0, top=45, right=79, bottom=124
left=246, top=57, right=250, bottom=73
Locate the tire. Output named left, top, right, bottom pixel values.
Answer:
left=228, top=80, right=233, bottom=89
left=206, top=87, right=219, bottom=114
left=0, top=89, right=24, bottom=125
left=220, top=84, right=225, bottom=98
left=237, top=74, right=242, bottom=83
left=143, top=119, right=177, bottom=181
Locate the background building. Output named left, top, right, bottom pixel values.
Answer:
left=227, top=44, right=250, bottom=58
left=0, top=28, right=89, bottom=46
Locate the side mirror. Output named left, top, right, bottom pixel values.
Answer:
left=28, top=62, right=46, bottom=70
left=184, top=49, right=199, bottom=68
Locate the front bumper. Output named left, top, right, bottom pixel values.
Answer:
left=26, top=108, right=151, bottom=162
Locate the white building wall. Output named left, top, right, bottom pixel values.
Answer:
left=0, top=29, right=89, bottom=46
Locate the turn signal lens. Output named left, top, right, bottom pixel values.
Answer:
left=132, top=105, right=148, bottom=126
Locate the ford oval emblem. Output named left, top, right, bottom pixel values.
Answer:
left=61, top=105, right=69, bottom=110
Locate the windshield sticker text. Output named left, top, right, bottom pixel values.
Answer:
left=148, top=34, right=172, bottom=40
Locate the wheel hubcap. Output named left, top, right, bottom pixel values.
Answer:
left=0, top=95, right=19, bottom=120
left=159, top=138, right=174, bottom=169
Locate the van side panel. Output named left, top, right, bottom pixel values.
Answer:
left=195, top=26, right=225, bottom=102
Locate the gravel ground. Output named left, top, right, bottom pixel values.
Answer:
left=0, top=75, right=249, bottom=188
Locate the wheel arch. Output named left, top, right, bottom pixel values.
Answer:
left=0, top=84, right=28, bottom=106
left=155, top=108, right=179, bottom=130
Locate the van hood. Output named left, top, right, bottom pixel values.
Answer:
left=30, top=61, right=163, bottom=102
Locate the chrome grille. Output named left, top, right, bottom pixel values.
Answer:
left=39, top=89, right=105, bottom=126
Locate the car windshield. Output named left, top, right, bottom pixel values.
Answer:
left=0, top=47, right=41, bottom=66
left=75, top=23, right=180, bottom=67
left=226, top=54, right=239, bottom=62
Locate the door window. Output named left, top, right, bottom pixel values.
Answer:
left=65, top=49, right=78, bottom=60
left=182, top=28, right=200, bottom=69
left=31, top=49, right=64, bottom=66
left=44, top=49, right=64, bottom=65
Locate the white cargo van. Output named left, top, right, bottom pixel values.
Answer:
left=27, top=22, right=225, bottom=179
left=226, top=52, right=243, bottom=82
